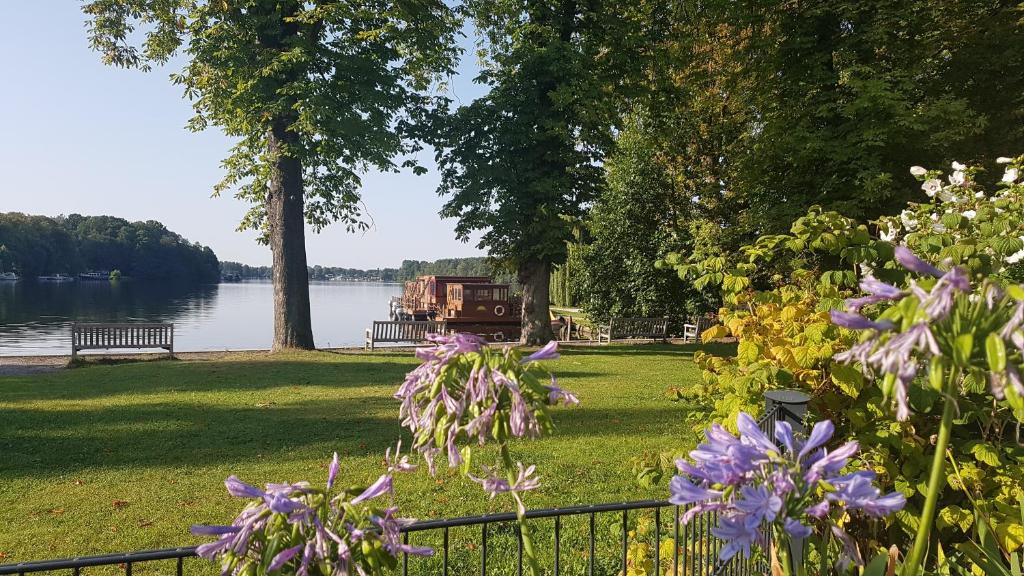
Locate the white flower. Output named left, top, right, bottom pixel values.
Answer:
left=932, top=222, right=947, bottom=233
left=1007, top=248, right=1024, bottom=265
left=952, top=161, right=967, bottom=171
left=996, top=157, right=1013, bottom=164
left=910, top=166, right=927, bottom=177
left=1003, top=168, right=1019, bottom=183
left=949, top=171, right=966, bottom=186
left=963, top=210, right=977, bottom=220
left=975, top=191, right=986, bottom=199
left=900, top=210, right=918, bottom=230
left=922, top=179, right=943, bottom=197
left=880, top=226, right=897, bottom=241
left=937, top=187, right=959, bottom=203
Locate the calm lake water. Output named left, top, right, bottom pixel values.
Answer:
left=0, top=280, right=401, bottom=356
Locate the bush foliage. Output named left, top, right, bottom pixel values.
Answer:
left=664, top=157, right=1024, bottom=554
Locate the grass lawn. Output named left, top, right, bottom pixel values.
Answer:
left=0, top=343, right=724, bottom=572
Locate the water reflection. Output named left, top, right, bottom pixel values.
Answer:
left=0, top=280, right=400, bottom=356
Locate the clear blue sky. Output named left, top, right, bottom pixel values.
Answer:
left=0, top=3, right=486, bottom=268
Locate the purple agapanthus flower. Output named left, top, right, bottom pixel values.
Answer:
left=193, top=452, right=429, bottom=575
left=711, top=515, right=758, bottom=561
left=830, top=310, right=895, bottom=332
left=734, top=485, right=782, bottom=524
left=225, top=475, right=264, bottom=499
left=351, top=474, right=393, bottom=504
left=396, top=332, right=573, bottom=476
left=327, top=452, right=340, bottom=490
left=860, top=276, right=904, bottom=299
left=784, top=518, right=813, bottom=539
left=670, top=413, right=904, bottom=566
left=268, top=544, right=303, bottom=571
left=523, top=340, right=560, bottom=363
left=470, top=462, right=541, bottom=516
left=828, top=472, right=906, bottom=517
left=895, top=246, right=943, bottom=277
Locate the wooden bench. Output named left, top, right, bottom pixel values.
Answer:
left=71, top=322, right=174, bottom=360
left=683, top=316, right=720, bottom=343
left=597, top=317, right=668, bottom=343
left=365, top=320, right=446, bottom=350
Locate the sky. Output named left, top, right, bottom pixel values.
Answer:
left=0, top=3, right=487, bottom=268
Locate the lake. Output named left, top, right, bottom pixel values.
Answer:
left=0, top=280, right=401, bottom=356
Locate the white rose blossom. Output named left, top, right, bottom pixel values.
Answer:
left=996, top=157, right=1013, bottom=164
left=952, top=161, right=967, bottom=171
left=1004, top=168, right=1019, bottom=183
left=910, top=166, right=927, bottom=177
left=949, top=171, right=966, bottom=186
left=963, top=210, right=977, bottom=220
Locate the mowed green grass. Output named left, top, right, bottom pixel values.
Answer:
left=0, top=344, right=717, bottom=567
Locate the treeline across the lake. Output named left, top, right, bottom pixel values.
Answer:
left=0, top=212, right=220, bottom=283
left=220, top=257, right=515, bottom=284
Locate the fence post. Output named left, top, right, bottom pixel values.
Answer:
left=763, top=389, right=810, bottom=435
left=763, top=389, right=810, bottom=574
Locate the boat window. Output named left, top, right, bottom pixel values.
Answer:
left=476, top=288, right=491, bottom=300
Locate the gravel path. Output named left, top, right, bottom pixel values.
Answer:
left=0, top=356, right=66, bottom=376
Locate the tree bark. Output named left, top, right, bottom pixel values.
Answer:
left=267, top=118, right=315, bottom=351
left=518, top=260, right=554, bottom=345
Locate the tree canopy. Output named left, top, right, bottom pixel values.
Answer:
left=572, top=0, right=1024, bottom=317
left=430, top=0, right=642, bottom=342
left=0, top=212, right=220, bottom=283
left=84, top=0, right=460, bottom=349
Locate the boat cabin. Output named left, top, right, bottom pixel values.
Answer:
left=400, top=276, right=492, bottom=319
left=444, top=283, right=518, bottom=320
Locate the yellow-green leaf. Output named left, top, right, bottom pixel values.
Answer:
left=986, top=332, right=1007, bottom=373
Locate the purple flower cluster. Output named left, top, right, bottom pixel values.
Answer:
left=831, top=246, right=1024, bottom=420
left=669, top=413, right=905, bottom=564
left=394, top=334, right=576, bottom=475
left=191, top=453, right=427, bottom=576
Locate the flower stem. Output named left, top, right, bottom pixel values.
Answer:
left=499, top=443, right=540, bottom=576
left=904, top=371, right=958, bottom=576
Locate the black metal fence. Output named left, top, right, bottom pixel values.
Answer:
left=0, top=392, right=809, bottom=576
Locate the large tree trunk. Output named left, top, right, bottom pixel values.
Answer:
left=518, top=260, right=554, bottom=345
left=267, top=118, right=315, bottom=351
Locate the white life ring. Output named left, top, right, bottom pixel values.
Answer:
left=493, top=332, right=506, bottom=342
left=494, top=305, right=505, bottom=316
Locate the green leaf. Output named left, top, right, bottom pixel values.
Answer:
left=987, top=332, right=1008, bottom=372
left=831, top=363, right=864, bottom=398
left=929, top=356, right=945, bottom=392
left=937, top=505, right=974, bottom=532
left=998, top=523, right=1024, bottom=555
left=861, top=551, right=890, bottom=576
left=954, top=333, right=974, bottom=367
left=737, top=341, right=761, bottom=365
left=1009, top=285, right=1024, bottom=302
left=970, top=442, right=1003, bottom=467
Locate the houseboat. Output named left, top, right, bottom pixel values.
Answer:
left=79, top=271, right=110, bottom=281
left=394, top=275, right=521, bottom=341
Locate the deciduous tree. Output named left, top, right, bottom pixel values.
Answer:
left=84, top=0, right=458, bottom=350
left=430, top=0, right=640, bottom=344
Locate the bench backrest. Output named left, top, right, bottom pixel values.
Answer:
left=371, top=320, right=445, bottom=343
left=72, top=323, right=174, bottom=349
left=609, top=317, right=668, bottom=339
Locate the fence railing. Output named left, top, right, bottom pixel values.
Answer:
left=0, top=391, right=809, bottom=576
